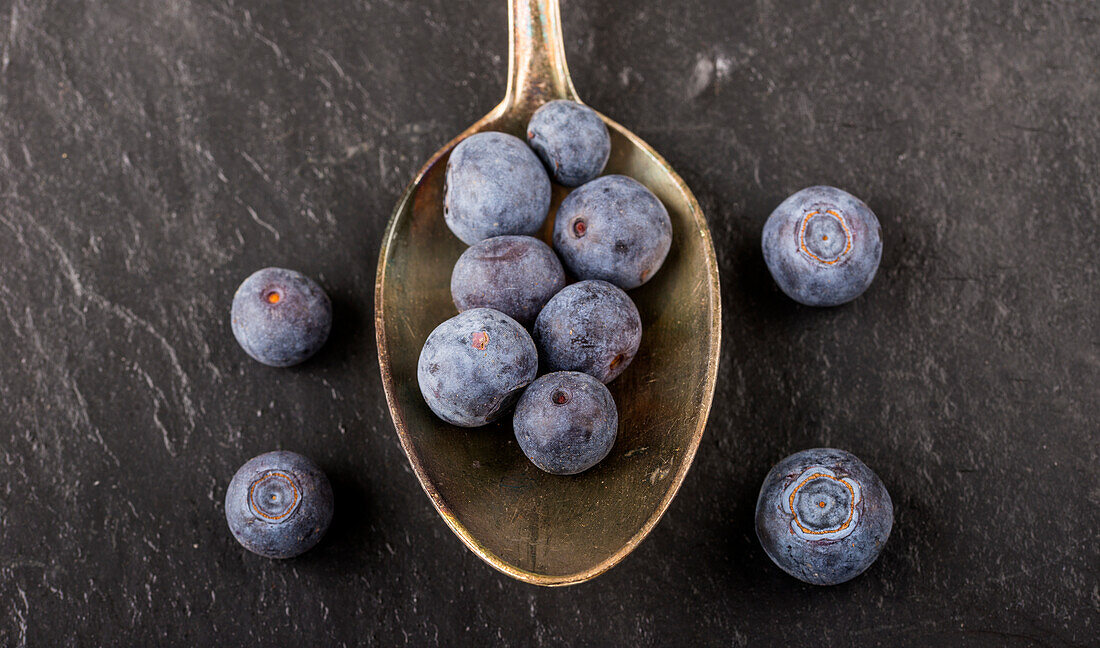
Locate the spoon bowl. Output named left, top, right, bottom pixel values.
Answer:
left=375, top=0, right=721, bottom=586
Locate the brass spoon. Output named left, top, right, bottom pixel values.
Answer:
left=375, top=0, right=721, bottom=586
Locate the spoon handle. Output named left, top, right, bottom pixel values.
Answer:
left=504, top=0, right=579, bottom=110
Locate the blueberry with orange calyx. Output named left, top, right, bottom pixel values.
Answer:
left=417, top=308, right=538, bottom=427
left=755, top=447, right=893, bottom=585
left=762, top=186, right=882, bottom=306
left=225, top=451, right=333, bottom=559
left=231, top=267, right=331, bottom=367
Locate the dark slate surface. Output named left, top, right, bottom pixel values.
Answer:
left=0, top=0, right=1096, bottom=645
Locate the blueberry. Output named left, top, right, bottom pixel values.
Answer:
left=533, top=280, right=641, bottom=383
left=444, top=131, right=552, bottom=245
left=755, top=448, right=893, bottom=585
left=417, top=308, right=538, bottom=427
left=225, top=450, right=334, bottom=559
left=552, top=175, right=672, bottom=289
left=526, top=100, right=611, bottom=187
left=450, top=235, right=566, bottom=327
left=231, top=267, right=332, bottom=367
left=762, top=185, right=882, bottom=306
left=513, top=371, right=618, bottom=475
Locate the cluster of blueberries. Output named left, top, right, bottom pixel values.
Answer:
left=420, top=100, right=672, bottom=476
left=219, top=99, right=893, bottom=585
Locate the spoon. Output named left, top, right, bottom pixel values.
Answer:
left=374, top=0, right=721, bottom=586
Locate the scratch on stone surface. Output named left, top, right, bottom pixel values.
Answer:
left=130, top=360, right=177, bottom=456
left=11, top=585, right=28, bottom=647
left=0, top=211, right=29, bottom=251
left=26, top=217, right=198, bottom=448
left=28, top=218, right=84, bottom=298
left=306, top=141, right=372, bottom=169
left=320, top=49, right=348, bottom=81
left=70, top=380, right=120, bottom=468
left=248, top=27, right=284, bottom=63
left=242, top=202, right=281, bottom=241
left=240, top=151, right=275, bottom=187
left=142, top=536, right=159, bottom=553
left=85, top=290, right=197, bottom=431
left=123, top=498, right=138, bottom=520
left=1, top=1, right=18, bottom=76
left=202, top=4, right=287, bottom=66
left=377, top=148, right=389, bottom=187
left=11, top=286, right=124, bottom=466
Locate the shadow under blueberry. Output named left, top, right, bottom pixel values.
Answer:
left=291, top=290, right=372, bottom=373
left=296, top=465, right=376, bottom=566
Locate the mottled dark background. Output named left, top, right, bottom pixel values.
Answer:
left=0, top=0, right=1096, bottom=646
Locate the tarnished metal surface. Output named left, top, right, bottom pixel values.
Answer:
left=374, top=0, right=721, bottom=586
